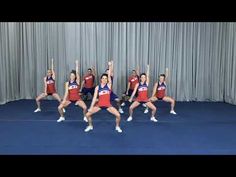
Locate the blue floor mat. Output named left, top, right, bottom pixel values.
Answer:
left=0, top=99, right=236, bottom=154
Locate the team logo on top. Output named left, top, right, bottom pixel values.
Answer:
left=158, top=86, right=166, bottom=90
left=157, top=84, right=166, bottom=90
left=46, top=80, right=54, bottom=84
left=85, top=75, right=93, bottom=80
left=131, top=77, right=138, bottom=82
left=138, top=87, right=147, bottom=91
left=69, top=85, right=78, bottom=90
left=99, top=90, right=110, bottom=96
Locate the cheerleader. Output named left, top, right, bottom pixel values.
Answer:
left=57, top=60, right=87, bottom=122
left=105, top=61, right=124, bottom=114
left=34, top=58, right=65, bottom=113
left=127, top=65, right=157, bottom=122
left=144, top=68, right=177, bottom=115
left=84, top=61, right=122, bottom=133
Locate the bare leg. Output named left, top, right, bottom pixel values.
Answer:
left=76, top=100, right=87, bottom=117
left=58, top=100, right=70, bottom=117
left=145, top=102, right=157, bottom=122
left=144, top=97, right=157, bottom=113
left=107, top=107, right=122, bottom=132
left=85, top=107, right=101, bottom=131
left=145, top=102, right=157, bottom=117
left=121, top=94, right=126, bottom=105
left=52, top=93, right=62, bottom=103
left=107, top=107, right=121, bottom=127
left=128, top=101, right=140, bottom=118
left=35, top=93, right=47, bottom=111
left=163, top=96, right=176, bottom=114
left=115, top=98, right=124, bottom=113
left=52, top=93, right=66, bottom=112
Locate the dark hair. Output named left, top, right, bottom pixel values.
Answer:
left=70, top=70, right=77, bottom=80
left=140, top=73, right=146, bottom=77
left=100, top=73, right=108, bottom=79
left=88, top=68, right=92, bottom=71
left=159, top=74, right=166, bottom=79
left=71, top=70, right=76, bottom=75
left=132, top=70, right=136, bottom=72
left=105, top=68, right=109, bottom=72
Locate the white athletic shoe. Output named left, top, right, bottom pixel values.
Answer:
left=144, top=108, right=149, bottom=114
left=84, top=125, right=93, bottom=132
left=34, top=108, right=41, bottom=113
left=170, top=110, right=177, bottom=115
left=57, top=117, right=65, bottom=122
left=150, top=116, right=158, bottom=122
left=83, top=116, right=88, bottom=122
left=119, top=108, right=124, bottom=114
left=121, top=102, right=125, bottom=107
left=115, top=126, right=122, bottom=133
left=142, top=103, right=147, bottom=108
left=127, top=116, right=133, bottom=122
left=62, top=108, right=66, bottom=113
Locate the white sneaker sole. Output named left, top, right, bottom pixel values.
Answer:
left=127, top=118, right=133, bottom=122
left=84, top=127, right=93, bottom=132
left=57, top=118, right=65, bottom=122
left=84, top=117, right=88, bottom=122
left=119, top=110, right=124, bottom=114
left=34, top=109, right=41, bottom=113
left=116, top=130, right=122, bottom=133
left=144, top=110, right=149, bottom=114
left=150, top=118, right=158, bottom=122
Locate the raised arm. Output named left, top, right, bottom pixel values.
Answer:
left=51, top=58, right=56, bottom=80
left=92, top=66, right=96, bottom=87
left=128, top=83, right=139, bottom=102
left=146, top=64, right=150, bottom=86
left=89, top=86, right=99, bottom=110
left=107, top=61, right=112, bottom=89
left=110, top=60, right=114, bottom=77
left=165, top=67, right=169, bottom=82
left=75, top=60, right=80, bottom=85
left=92, top=66, right=96, bottom=76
